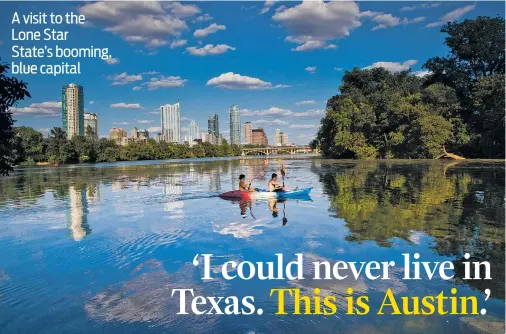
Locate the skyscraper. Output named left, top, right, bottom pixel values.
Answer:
left=62, top=83, right=84, bottom=139
left=281, top=132, right=289, bottom=146
left=208, top=114, right=219, bottom=144
left=229, top=105, right=240, bottom=145
left=84, top=112, right=98, bottom=139
left=274, top=129, right=282, bottom=146
left=252, top=127, right=268, bottom=146
left=161, top=102, right=181, bottom=143
left=188, top=119, right=200, bottom=145
left=245, top=122, right=252, bottom=145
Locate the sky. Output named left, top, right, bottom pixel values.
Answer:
left=1, top=1, right=504, bottom=145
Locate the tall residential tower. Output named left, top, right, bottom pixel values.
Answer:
left=84, top=112, right=98, bottom=139
left=161, top=101, right=181, bottom=143
left=229, top=105, right=240, bottom=145
left=208, top=114, right=219, bottom=144
left=62, top=83, right=84, bottom=139
left=244, top=122, right=252, bottom=145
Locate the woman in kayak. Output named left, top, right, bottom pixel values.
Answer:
left=239, top=174, right=255, bottom=192
left=268, top=173, right=285, bottom=192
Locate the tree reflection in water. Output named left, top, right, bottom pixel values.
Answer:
left=315, top=160, right=505, bottom=298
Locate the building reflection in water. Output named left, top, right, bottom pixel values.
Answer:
left=67, top=185, right=91, bottom=241
left=163, top=175, right=184, bottom=218
left=208, top=169, right=221, bottom=192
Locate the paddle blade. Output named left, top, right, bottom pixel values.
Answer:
left=280, top=168, right=285, bottom=177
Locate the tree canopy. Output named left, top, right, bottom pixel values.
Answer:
left=0, top=61, right=31, bottom=175
left=315, top=16, right=505, bottom=159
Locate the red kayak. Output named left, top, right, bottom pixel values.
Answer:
left=219, top=187, right=312, bottom=200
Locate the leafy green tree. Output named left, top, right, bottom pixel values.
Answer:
left=0, top=61, right=31, bottom=175
left=47, top=127, right=67, bottom=163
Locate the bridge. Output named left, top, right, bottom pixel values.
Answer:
left=241, top=145, right=316, bottom=156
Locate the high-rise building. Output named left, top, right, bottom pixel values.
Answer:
left=84, top=112, right=98, bottom=139
left=244, top=122, right=252, bottom=145
left=188, top=120, right=200, bottom=145
left=208, top=114, right=219, bottom=144
left=252, top=127, right=268, bottom=146
left=161, top=102, right=181, bottom=143
left=229, top=105, right=240, bottom=145
left=274, top=129, right=282, bottom=146
left=109, top=127, right=126, bottom=144
left=62, top=83, right=84, bottom=139
left=131, top=127, right=149, bottom=140
left=281, top=132, right=289, bottom=146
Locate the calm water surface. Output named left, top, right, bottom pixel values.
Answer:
left=0, top=158, right=504, bottom=333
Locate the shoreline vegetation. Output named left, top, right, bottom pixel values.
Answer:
left=11, top=126, right=242, bottom=167
left=1, top=17, right=504, bottom=176
left=311, top=17, right=504, bottom=160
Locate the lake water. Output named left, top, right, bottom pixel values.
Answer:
left=0, top=158, right=504, bottom=333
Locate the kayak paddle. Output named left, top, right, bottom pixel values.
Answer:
left=280, top=167, right=285, bottom=187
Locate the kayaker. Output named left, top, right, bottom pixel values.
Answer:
left=268, top=173, right=284, bottom=192
left=239, top=174, right=255, bottom=192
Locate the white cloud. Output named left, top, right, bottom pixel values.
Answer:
left=142, top=75, right=187, bottom=90
left=113, top=121, right=130, bottom=125
left=242, top=107, right=323, bottom=118
left=242, top=107, right=292, bottom=117
left=137, top=120, right=154, bottom=124
left=401, top=2, right=441, bottom=11
left=370, top=13, right=425, bottom=30
left=305, top=66, right=317, bottom=74
left=110, top=103, right=144, bottom=109
left=425, top=4, right=475, bottom=28
left=363, top=59, right=417, bottom=72
left=11, top=101, right=61, bottom=117
left=89, top=100, right=95, bottom=105
left=132, top=86, right=143, bottom=91
left=371, top=13, right=402, bottom=30
left=291, top=40, right=326, bottom=52
left=79, top=2, right=188, bottom=48
left=206, top=72, right=289, bottom=90
left=147, top=126, right=161, bottom=133
left=335, top=67, right=343, bottom=71
left=193, top=13, right=213, bottom=23
left=413, top=70, right=431, bottom=77
left=290, top=124, right=318, bottom=129
left=186, top=44, right=235, bottom=56
left=274, top=1, right=361, bottom=40
left=170, top=39, right=187, bottom=49
left=163, top=2, right=200, bottom=18
left=293, top=109, right=324, bottom=118
left=105, top=57, right=120, bottom=65
left=296, top=100, right=316, bottom=106
left=260, top=0, right=276, bottom=15
left=194, top=23, right=226, bottom=38
left=254, top=119, right=289, bottom=126
left=107, top=72, right=142, bottom=85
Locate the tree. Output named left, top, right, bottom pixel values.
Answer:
left=85, top=124, right=94, bottom=138
left=47, top=127, right=67, bottom=163
left=0, top=61, right=31, bottom=175
left=14, top=126, right=45, bottom=163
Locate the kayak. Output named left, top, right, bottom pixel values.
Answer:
left=219, top=187, right=312, bottom=200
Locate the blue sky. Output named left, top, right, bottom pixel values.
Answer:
left=1, top=1, right=503, bottom=145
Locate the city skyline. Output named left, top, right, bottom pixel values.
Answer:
left=4, top=1, right=503, bottom=145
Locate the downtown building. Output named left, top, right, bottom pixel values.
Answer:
left=84, top=112, right=99, bottom=139
left=62, top=83, right=84, bottom=139
left=244, top=122, right=252, bottom=145
left=208, top=114, right=219, bottom=145
left=186, top=120, right=200, bottom=145
left=252, top=127, right=268, bottom=146
left=229, top=105, right=240, bottom=145
left=161, top=101, right=181, bottom=143
left=274, top=129, right=289, bottom=146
